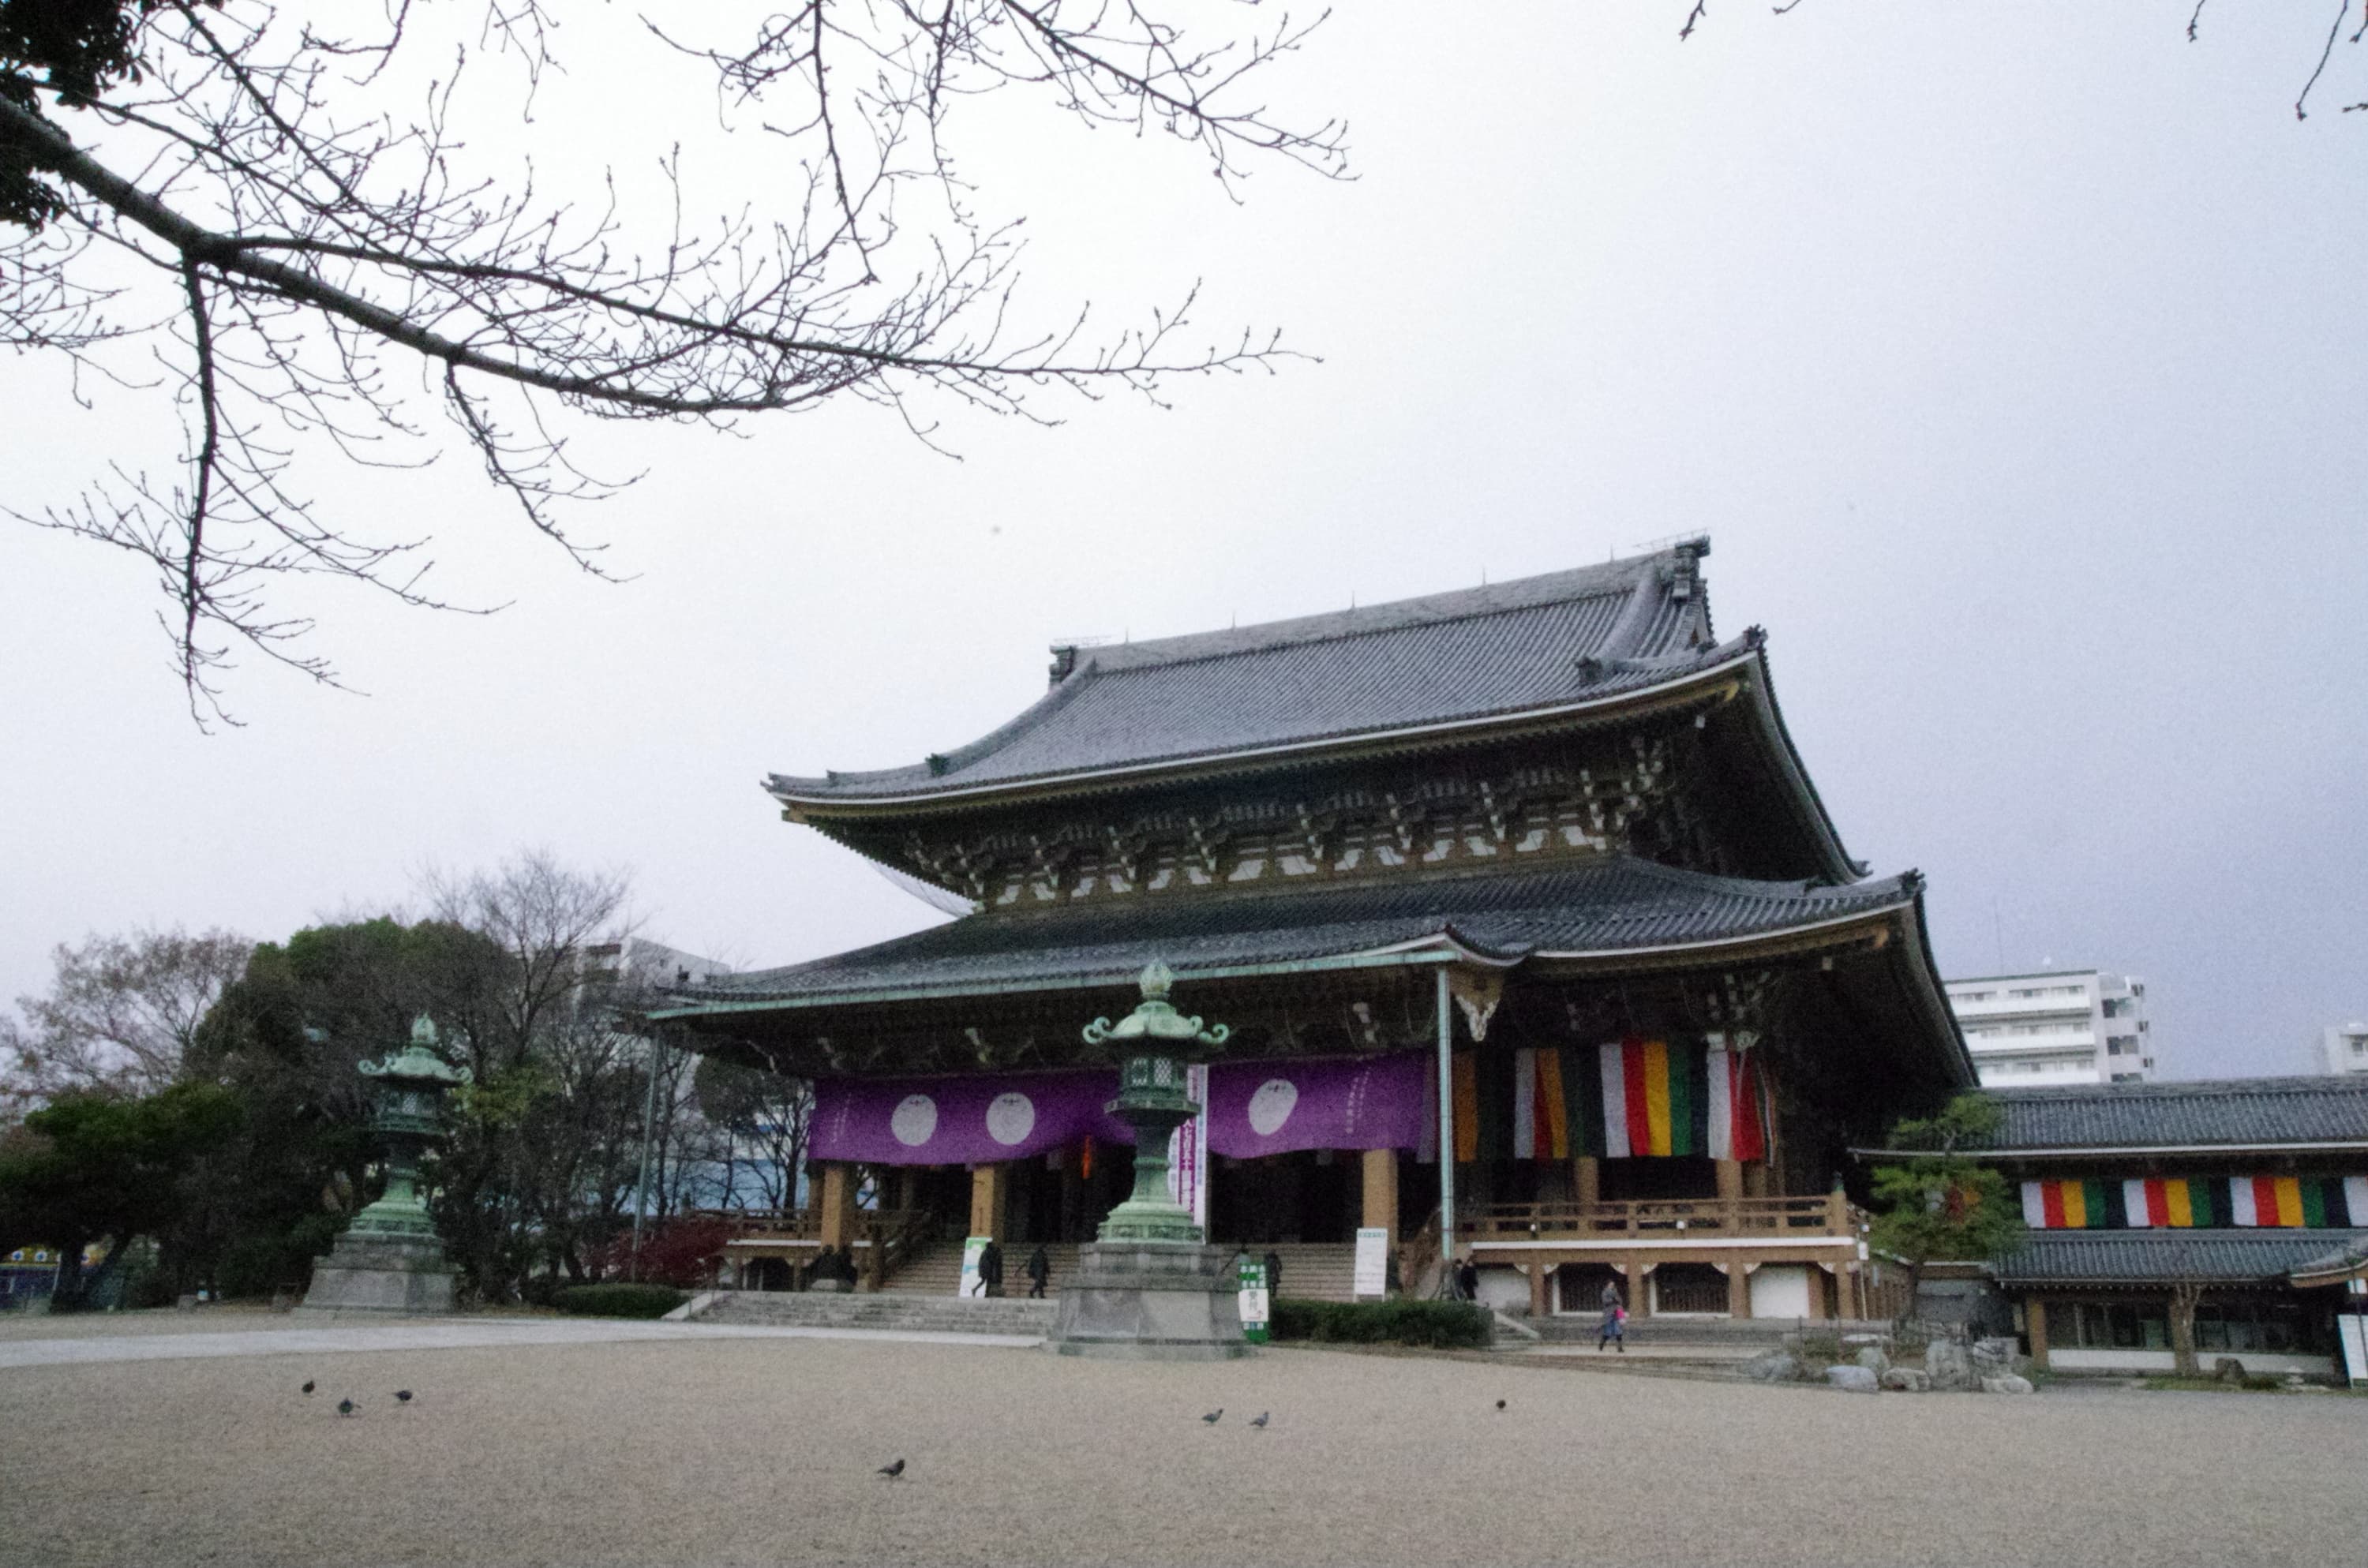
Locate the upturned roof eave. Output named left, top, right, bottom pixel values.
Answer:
left=649, top=944, right=1467, bottom=1023
left=767, top=649, right=1757, bottom=814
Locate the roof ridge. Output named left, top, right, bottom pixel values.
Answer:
left=1078, top=541, right=1706, bottom=676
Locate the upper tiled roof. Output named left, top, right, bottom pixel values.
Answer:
left=1995, top=1228, right=2366, bottom=1285
left=1979, top=1078, right=2368, bottom=1152
left=767, top=541, right=1726, bottom=807
left=669, top=855, right=1918, bottom=1008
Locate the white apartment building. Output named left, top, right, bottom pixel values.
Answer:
left=2320, top=1022, right=2368, bottom=1076
left=1944, top=969, right=2153, bottom=1087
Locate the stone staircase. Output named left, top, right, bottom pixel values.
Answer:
left=879, top=1238, right=1362, bottom=1302
left=691, top=1287, right=1056, bottom=1338
left=886, top=1240, right=1082, bottom=1297
left=1256, top=1242, right=1359, bottom=1304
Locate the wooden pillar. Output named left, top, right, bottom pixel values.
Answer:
left=2026, top=1297, right=2052, bottom=1372
left=1572, top=1155, right=1601, bottom=1212
left=969, top=1162, right=1008, bottom=1240
left=1361, top=1148, right=1399, bottom=1249
left=1742, top=1161, right=1770, bottom=1198
left=1529, top=1259, right=1552, bottom=1317
left=1802, top=1263, right=1829, bottom=1321
left=1715, top=1157, right=1744, bottom=1231
left=818, top=1162, right=857, bottom=1249
left=1625, top=1259, right=1651, bottom=1319
left=1727, top=1260, right=1751, bottom=1319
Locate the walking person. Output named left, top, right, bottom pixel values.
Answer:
left=1025, top=1244, right=1051, bottom=1299
left=1598, top=1279, right=1627, bottom=1353
left=1263, top=1249, right=1283, bottom=1301
left=1456, top=1256, right=1480, bottom=1304
left=978, top=1238, right=1005, bottom=1299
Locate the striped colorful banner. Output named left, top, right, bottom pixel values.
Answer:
left=2023, top=1174, right=2364, bottom=1229
left=1444, top=1039, right=1770, bottom=1163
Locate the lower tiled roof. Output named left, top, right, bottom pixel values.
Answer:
left=675, top=856, right=1917, bottom=1005
left=1995, top=1228, right=2366, bottom=1285
left=1980, top=1078, right=2368, bottom=1151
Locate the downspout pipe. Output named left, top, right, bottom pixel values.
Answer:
left=1437, top=966, right=1456, bottom=1293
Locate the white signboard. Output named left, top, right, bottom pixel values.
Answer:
left=1166, top=1064, right=1209, bottom=1228
left=959, top=1236, right=990, bottom=1298
left=2339, top=1310, right=2367, bottom=1388
left=1353, top=1227, right=1392, bottom=1299
left=1237, top=1259, right=1270, bottom=1341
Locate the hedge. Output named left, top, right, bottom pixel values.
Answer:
left=553, top=1283, right=687, bottom=1319
left=1268, top=1297, right=1493, bottom=1349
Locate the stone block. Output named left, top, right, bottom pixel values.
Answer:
left=1742, top=1350, right=1802, bottom=1383
left=1048, top=1241, right=1251, bottom=1361
left=297, top=1233, right=457, bottom=1317
left=1924, top=1338, right=1977, bottom=1392
left=1980, top=1375, right=2035, bottom=1395
left=1853, top=1345, right=1890, bottom=1376
left=1881, top=1368, right=1931, bottom=1392
left=1825, top=1364, right=1879, bottom=1394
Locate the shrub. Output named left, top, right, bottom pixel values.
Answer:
left=553, top=1283, right=686, bottom=1319
left=1268, top=1297, right=1493, bottom=1349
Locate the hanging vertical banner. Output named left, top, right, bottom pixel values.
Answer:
left=1166, top=1063, right=1209, bottom=1229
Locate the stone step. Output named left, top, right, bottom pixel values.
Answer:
left=695, top=1290, right=1058, bottom=1335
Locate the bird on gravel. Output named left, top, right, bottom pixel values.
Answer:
left=337, top=1398, right=357, bottom=1416
left=394, top=1390, right=413, bottom=1404
left=301, top=1381, right=315, bottom=1396
left=1201, top=1409, right=1223, bottom=1424
left=1250, top=1412, right=1270, bottom=1429
left=877, top=1459, right=906, bottom=1480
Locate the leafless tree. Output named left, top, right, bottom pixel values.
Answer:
left=2, top=2, right=1347, bottom=721
left=1, top=926, right=253, bottom=1106
left=1684, top=2, right=2368, bottom=120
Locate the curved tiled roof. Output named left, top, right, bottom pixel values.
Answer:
left=671, top=855, right=1918, bottom=1008
left=1995, top=1229, right=2367, bottom=1285
left=767, top=542, right=1725, bottom=806
left=1981, top=1078, right=2368, bottom=1151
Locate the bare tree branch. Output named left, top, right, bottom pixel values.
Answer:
left=2, top=1, right=1345, bottom=717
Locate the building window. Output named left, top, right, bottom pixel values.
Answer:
left=2070, top=1301, right=2169, bottom=1350
left=2194, top=1298, right=2326, bottom=1354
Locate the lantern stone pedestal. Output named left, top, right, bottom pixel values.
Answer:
left=1049, top=964, right=1251, bottom=1361
left=299, top=1016, right=471, bottom=1318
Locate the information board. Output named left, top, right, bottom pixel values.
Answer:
left=1353, top=1227, right=1391, bottom=1299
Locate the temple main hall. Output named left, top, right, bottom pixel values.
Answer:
left=661, top=538, right=1975, bottom=1320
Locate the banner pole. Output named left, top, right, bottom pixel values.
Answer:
left=1437, top=965, right=1456, bottom=1291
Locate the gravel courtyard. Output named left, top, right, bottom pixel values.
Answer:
left=2, top=1316, right=2363, bottom=1568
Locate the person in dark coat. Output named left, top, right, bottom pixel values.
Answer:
left=977, top=1239, right=1005, bottom=1298
left=1598, top=1279, right=1627, bottom=1353
left=1263, top=1249, right=1283, bottom=1300
left=1455, top=1257, right=1480, bottom=1303
left=1025, top=1244, right=1051, bottom=1299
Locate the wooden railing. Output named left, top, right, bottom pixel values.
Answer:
left=1460, top=1193, right=1865, bottom=1242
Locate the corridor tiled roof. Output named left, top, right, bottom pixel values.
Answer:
left=766, top=541, right=1726, bottom=805
left=1995, top=1229, right=2367, bottom=1285
left=1979, top=1078, right=2368, bottom=1151
left=670, top=855, right=1919, bottom=1007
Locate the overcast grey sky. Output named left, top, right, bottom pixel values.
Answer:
left=3, top=4, right=2362, bottom=1078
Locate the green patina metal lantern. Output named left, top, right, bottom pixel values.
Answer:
left=347, top=1014, right=472, bottom=1241
left=1082, top=960, right=1229, bottom=1245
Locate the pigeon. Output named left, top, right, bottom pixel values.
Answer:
left=1495, top=1399, right=1507, bottom=1411
left=394, top=1390, right=413, bottom=1404
left=337, top=1398, right=357, bottom=1416
left=1201, top=1409, right=1223, bottom=1424
left=877, top=1458, right=905, bottom=1480
left=1250, top=1412, right=1271, bottom=1429
left=301, top=1381, right=315, bottom=1396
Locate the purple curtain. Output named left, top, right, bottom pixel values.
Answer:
left=807, top=1051, right=1431, bottom=1166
